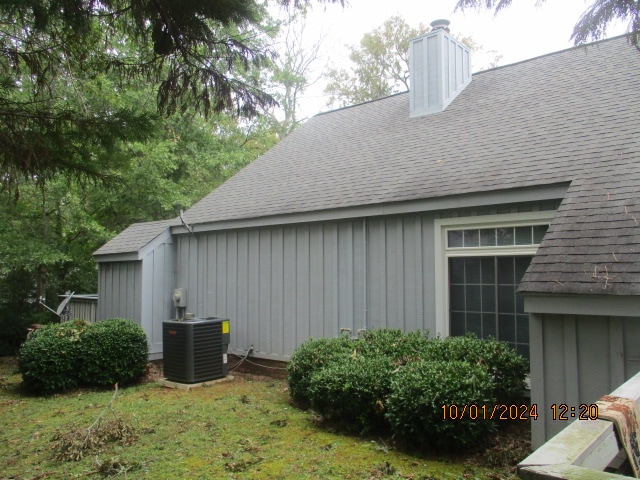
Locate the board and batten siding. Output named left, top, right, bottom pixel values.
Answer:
left=529, top=311, right=640, bottom=448
left=97, top=261, right=142, bottom=322
left=97, top=239, right=174, bottom=357
left=174, top=214, right=439, bottom=360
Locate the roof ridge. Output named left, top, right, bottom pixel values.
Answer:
left=473, top=32, right=634, bottom=76
left=315, top=33, right=634, bottom=118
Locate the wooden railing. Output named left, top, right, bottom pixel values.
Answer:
left=518, top=371, right=640, bottom=480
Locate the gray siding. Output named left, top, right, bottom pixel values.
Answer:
left=529, top=312, right=640, bottom=448
left=141, top=240, right=175, bottom=356
left=97, top=239, right=174, bottom=357
left=97, top=261, right=142, bottom=322
left=366, top=215, right=436, bottom=332
left=174, top=214, right=440, bottom=359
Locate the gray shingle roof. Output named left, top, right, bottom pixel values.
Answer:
left=96, top=35, right=640, bottom=296
left=519, top=167, right=640, bottom=295
left=184, top=36, right=640, bottom=228
left=93, top=219, right=179, bottom=257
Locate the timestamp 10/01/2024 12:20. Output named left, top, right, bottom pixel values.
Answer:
left=440, top=403, right=599, bottom=421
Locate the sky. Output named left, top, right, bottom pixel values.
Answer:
left=290, top=0, right=628, bottom=118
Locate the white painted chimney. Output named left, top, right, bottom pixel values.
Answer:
left=409, top=20, right=472, bottom=117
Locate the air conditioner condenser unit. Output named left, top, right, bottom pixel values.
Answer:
left=162, top=317, right=230, bottom=383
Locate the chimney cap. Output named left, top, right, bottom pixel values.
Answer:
left=430, top=19, right=451, bottom=32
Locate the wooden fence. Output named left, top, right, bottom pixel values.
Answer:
left=518, top=371, right=640, bottom=479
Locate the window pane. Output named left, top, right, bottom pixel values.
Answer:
left=516, top=344, right=530, bottom=362
left=450, top=285, right=466, bottom=311
left=516, top=291, right=525, bottom=313
left=482, top=285, right=496, bottom=312
left=480, top=228, right=496, bottom=247
left=515, top=257, right=531, bottom=283
left=499, top=314, right=516, bottom=343
left=463, top=229, right=479, bottom=247
left=497, top=227, right=514, bottom=246
left=448, top=230, right=463, bottom=247
left=483, top=313, right=497, bottom=338
left=467, top=313, right=482, bottom=337
left=498, top=285, right=515, bottom=313
left=515, top=226, right=532, bottom=245
left=516, top=314, right=529, bottom=343
left=533, top=225, right=548, bottom=244
left=449, top=258, right=465, bottom=284
left=465, top=258, right=481, bottom=284
left=448, top=251, right=532, bottom=360
left=497, top=257, right=514, bottom=284
left=450, top=312, right=466, bottom=336
left=480, top=257, right=495, bottom=284
left=466, top=285, right=482, bottom=311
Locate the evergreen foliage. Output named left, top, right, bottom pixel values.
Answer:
left=424, top=335, right=528, bottom=404
left=286, top=335, right=354, bottom=406
left=287, top=329, right=528, bottom=452
left=385, top=360, right=496, bottom=451
left=18, top=320, right=91, bottom=394
left=307, top=355, right=394, bottom=434
left=77, top=319, right=149, bottom=387
left=18, top=319, right=148, bottom=394
left=0, top=0, right=341, bottom=181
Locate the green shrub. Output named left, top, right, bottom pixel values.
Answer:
left=356, top=329, right=430, bottom=364
left=287, top=329, right=527, bottom=452
left=425, top=335, right=528, bottom=403
left=18, top=320, right=91, bottom=394
left=287, top=336, right=354, bottom=406
left=307, top=355, right=394, bottom=434
left=385, top=360, right=496, bottom=452
left=18, top=318, right=148, bottom=394
left=78, top=319, right=148, bottom=387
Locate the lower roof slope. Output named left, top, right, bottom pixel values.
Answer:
left=93, top=219, right=179, bottom=258
left=519, top=164, right=640, bottom=296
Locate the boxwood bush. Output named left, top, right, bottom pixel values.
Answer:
left=78, top=319, right=149, bottom=387
left=307, top=355, right=395, bottom=434
left=287, top=328, right=528, bottom=452
left=356, top=328, right=430, bottom=364
left=287, top=335, right=354, bottom=407
left=385, top=360, right=497, bottom=452
left=18, top=320, right=91, bottom=394
left=18, top=319, right=148, bottom=395
left=425, top=334, right=528, bottom=404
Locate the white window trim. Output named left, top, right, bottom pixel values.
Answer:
left=433, top=211, right=556, bottom=338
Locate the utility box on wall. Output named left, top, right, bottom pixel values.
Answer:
left=162, top=317, right=230, bottom=383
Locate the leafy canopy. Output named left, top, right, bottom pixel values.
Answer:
left=324, top=16, right=492, bottom=109
left=0, top=0, right=342, bottom=182
left=454, top=0, right=640, bottom=45
left=324, top=15, right=430, bottom=108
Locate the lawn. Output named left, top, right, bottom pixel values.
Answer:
left=0, top=357, right=529, bottom=479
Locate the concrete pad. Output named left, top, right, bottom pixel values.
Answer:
left=158, top=375, right=235, bottom=391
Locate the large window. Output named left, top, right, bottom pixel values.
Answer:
left=434, top=212, right=555, bottom=360
left=449, top=256, right=533, bottom=359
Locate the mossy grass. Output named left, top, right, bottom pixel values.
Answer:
left=0, top=357, right=524, bottom=479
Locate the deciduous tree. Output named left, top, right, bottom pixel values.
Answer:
left=324, top=16, right=495, bottom=109
left=325, top=16, right=428, bottom=108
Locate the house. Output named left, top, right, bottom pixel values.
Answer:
left=94, top=25, right=640, bottom=447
